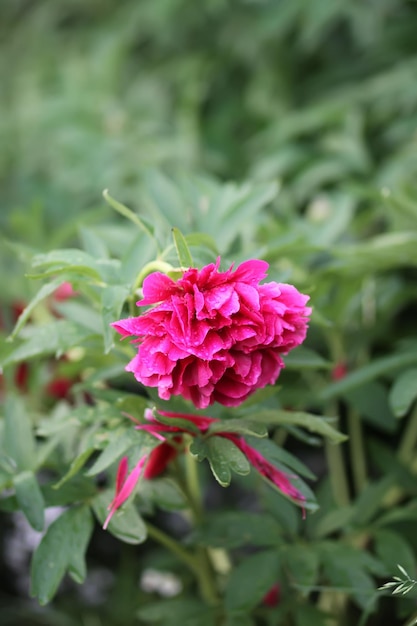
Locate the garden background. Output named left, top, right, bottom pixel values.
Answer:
left=2, top=1, right=417, bottom=625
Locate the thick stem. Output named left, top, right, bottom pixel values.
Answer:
left=325, top=436, right=350, bottom=507
left=185, top=450, right=203, bottom=521
left=146, top=522, right=198, bottom=573
left=347, top=409, right=367, bottom=494
left=146, top=515, right=219, bottom=606
left=184, top=451, right=220, bottom=606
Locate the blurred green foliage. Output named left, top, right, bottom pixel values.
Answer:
left=2, top=0, right=417, bottom=221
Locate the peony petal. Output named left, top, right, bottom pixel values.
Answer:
left=112, top=258, right=310, bottom=408
left=137, top=272, right=178, bottom=305
left=103, top=455, right=147, bottom=529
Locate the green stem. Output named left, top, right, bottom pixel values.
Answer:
left=133, top=260, right=175, bottom=294
left=325, top=333, right=351, bottom=507
left=185, top=450, right=203, bottom=521
left=184, top=451, right=220, bottom=606
left=146, top=521, right=198, bottom=573
left=103, top=189, right=160, bottom=252
left=325, top=425, right=350, bottom=507
left=398, top=406, right=417, bottom=465
left=147, top=519, right=219, bottom=605
left=347, top=409, right=367, bottom=494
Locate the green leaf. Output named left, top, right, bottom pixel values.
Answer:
left=4, top=394, right=36, bottom=471
left=14, top=470, right=45, bottom=531
left=144, top=170, right=190, bottom=233
left=53, top=300, right=102, bottom=334
left=116, top=394, right=150, bottom=418
left=53, top=447, right=95, bottom=489
left=252, top=410, right=347, bottom=444
left=284, top=347, right=331, bottom=369
left=100, top=284, right=131, bottom=353
left=8, top=277, right=64, bottom=340
left=92, top=491, right=147, bottom=545
left=319, top=542, right=383, bottom=610
left=185, top=232, right=219, bottom=255
left=351, top=475, right=396, bottom=526
left=329, top=232, right=417, bottom=274
left=79, top=226, right=110, bottom=259
left=219, top=182, right=278, bottom=250
left=294, top=604, right=330, bottom=626
left=103, top=189, right=157, bottom=243
left=30, top=249, right=103, bottom=281
left=375, top=500, right=417, bottom=527
left=190, top=436, right=250, bottom=486
left=344, top=381, right=396, bottom=433
left=31, top=506, right=93, bottom=604
left=319, top=351, right=417, bottom=401
left=206, top=437, right=250, bottom=487
left=262, top=486, right=301, bottom=536
left=2, top=320, right=95, bottom=366
left=208, top=418, right=267, bottom=438
left=189, top=512, right=282, bottom=549
left=224, top=616, right=255, bottom=626
left=42, top=476, right=97, bottom=508
left=225, top=550, right=280, bottom=613
left=314, top=506, right=354, bottom=538
left=140, top=477, right=187, bottom=511
left=172, top=227, right=194, bottom=269
left=137, top=597, right=215, bottom=625
left=389, top=368, right=417, bottom=417
left=189, top=437, right=208, bottom=462
left=368, top=439, right=417, bottom=494
left=286, top=544, right=320, bottom=592
left=85, top=428, right=151, bottom=477
left=153, top=411, right=201, bottom=435
left=373, top=529, right=416, bottom=576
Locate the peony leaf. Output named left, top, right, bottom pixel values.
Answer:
left=14, top=470, right=45, bottom=531
left=206, top=437, right=250, bottom=487
left=208, top=419, right=267, bottom=438
left=103, top=189, right=156, bottom=242
left=30, top=506, right=93, bottom=604
left=172, top=227, right=194, bottom=269
left=389, top=368, right=417, bottom=418
left=152, top=411, right=201, bottom=435
left=85, top=429, right=151, bottom=477
left=53, top=448, right=95, bottom=489
left=101, top=284, right=131, bottom=353
left=320, top=351, right=417, bottom=401
left=189, top=511, right=283, bottom=549
left=190, top=436, right=250, bottom=487
left=4, top=394, right=36, bottom=472
left=373, top=529, right=416, bottom=577
left=284, top=346, right=331, bottom=369
left=252, top=409, right=347, bottom=444
left=225, top=550, right=280, bottom=612
left=30, top=249, right=102, bottom=281
left=2, top=320, right=96, bottom=366
left=285, top=543, right=320, bottom=591
left=8, top=277, right=64, bottom=341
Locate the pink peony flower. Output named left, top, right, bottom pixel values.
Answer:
left=103, top=409, right=305, bottom=528
left=112, top=258, right=311, bottom=409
